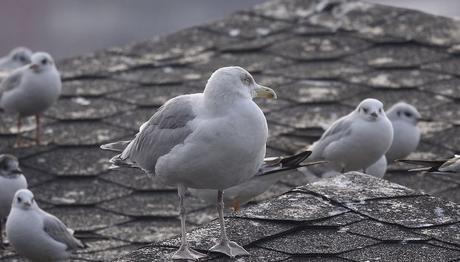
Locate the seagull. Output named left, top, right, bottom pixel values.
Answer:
left=0, top=52, right=61, bottom=146
left=6, top=189, right=84, bottom=261
left=306, top=98, right=393, bottom=175
left=189, top=151, right=325, bottom=211
left=0, top=154, right=27, bottom=248
left=0, top=47, right=32, bottom=71
left=385, top=102, right=421, bottom=162
left=366, top=102, right=421, bottom=177
left=398, top=155, right=460, bottom=174
left=101, top=66, right=277, bottom=260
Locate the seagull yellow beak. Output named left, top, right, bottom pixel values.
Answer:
left=254, top=84, right=277, bottom=99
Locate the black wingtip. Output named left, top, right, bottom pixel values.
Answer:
left=280, top=150, right=312, bottom=167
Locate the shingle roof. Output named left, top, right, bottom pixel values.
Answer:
left=1, top=0, right=460, bottom=261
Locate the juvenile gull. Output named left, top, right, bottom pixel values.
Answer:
left=189, top=151, right=324, bottom=211
left=0, top=47, right=32, bottom=71
left=0, top=154, right=27, bottom=248
left=305, top=98, right=393, bottom=175
left=0, top=52, right=61, bottom=145
left=6, top=189, right=84, bottom=261
left=366, top=102, right=421, bottom=177
left=101, top=66, right=276, bottom=260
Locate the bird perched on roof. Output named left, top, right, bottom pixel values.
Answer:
left=366, top=102, right=421, bottom=178
left=101, top=66, right=277, bottom=260
left=0, top=154, right=27, bottom=248
left=6, top=189, right=84, bottom=261
left=385, top=102, right=421, bottom=163
left=304, top=98, right=393, bottom=176
left=0, top=47, right=32, bottom=71
left=399, top=155, right=460, bottom=174
left=0, top=52, right=61, bottom=146
left=189, top=151, right=324, bottom=211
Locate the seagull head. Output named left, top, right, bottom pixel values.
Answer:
left=0, top=154, right=22, bottom=177
left=204, top=66, right=277, bottom=102
left=356, top=98, right=385, bottom=122
left=10, top=47, right=32, bottom=66
left=13, top=189, right=36, bottom=210
left=29, top=52, right=55, bottom=73
left=386, top=102, right=421, bottom=125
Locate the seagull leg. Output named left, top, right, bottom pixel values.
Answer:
left=210, top=190, right=249, bottom=257
left=14, top=116, right=22, bottom=148
left=172, top=184, right=207, bottom=261
left=35, top=114, right=40, bottom=145
left=0, top=220, right=4, bottom=249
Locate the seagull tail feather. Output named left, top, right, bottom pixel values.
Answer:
left=280, top=150, right=312, bottom=167
left=100, top=141, right=131, bottom=153
left=397, top=159, right=446, bottom=167
left=108, top=154, right=143, bottom=171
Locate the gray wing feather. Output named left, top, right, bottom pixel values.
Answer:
left=310, top=115, right=353, bottom=160
left=105, top=95, right=196, bottom=175
left=0, top=69, right=23, bottom=98
left=43, top=213, right=84, bottom=250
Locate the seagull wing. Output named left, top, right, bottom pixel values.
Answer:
left=101, top=95, right=196, bottom=175
left=0, top=67, right=24, bottom=99
left=310, top=115, right=354, bottom=159
left=42, top=213, right=84, bottom=250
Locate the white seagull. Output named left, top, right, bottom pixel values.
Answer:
left=0, top=52, right=61, bottom=145
left=385, top=102, right=421, bottom=162
left=6, top=189, right=84, bottom=261
left=0, top=47, right=32, bottom=71
left=0, top=154, right=27, bottom=248
left=366, top=102, right=421, bottom=177
left=306, top=98, right=393, bottom=174
left=101, top=66, right=277, bottom=260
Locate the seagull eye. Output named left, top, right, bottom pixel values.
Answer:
left=17, top=197, right=22, bottom=202
left=241, top=75, right=253, bottom=86
left=41, top=59, right=47, bottom=65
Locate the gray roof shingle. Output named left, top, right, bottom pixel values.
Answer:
left=1, top=0, right=460, bottom=260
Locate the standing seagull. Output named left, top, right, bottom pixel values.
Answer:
left=0, top=154, right=27, bottom=248
left=306, top=98, right=393, bottom=174
left=0, top=47, right=32, bottom=71
left=101, top=66, right=276, bottom=260
left=0, top=52, right=61, bottom=145
left=6, top=189, right=84, bottom=261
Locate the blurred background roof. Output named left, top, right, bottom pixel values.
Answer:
left=1, top=0, right=460, bottom=59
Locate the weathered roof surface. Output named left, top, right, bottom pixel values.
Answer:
left=119, top=172, right=460, bottom=261
left=1, top=0, right=460, bottom=261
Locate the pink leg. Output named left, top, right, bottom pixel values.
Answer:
left=15, top=116, right=22, bottom=147
left=35, top=114, right=40, bottom=145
